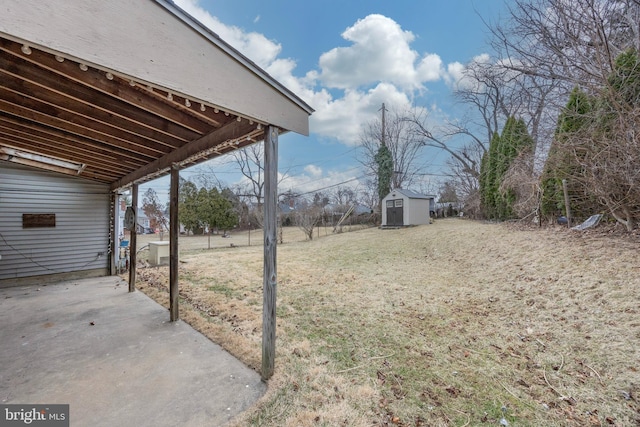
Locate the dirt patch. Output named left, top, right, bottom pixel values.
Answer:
left=134, top=219, right=640, bottom=426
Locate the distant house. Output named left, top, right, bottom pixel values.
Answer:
left=324, top=203, right=372, bottom=217
left=381, top=189, right=435, bottom=227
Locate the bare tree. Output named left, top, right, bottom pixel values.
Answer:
left=233, top=143, right=265, bottom=207
left=358, top=105, right=425, bottom=192
left=294, top=204, right=322, bottom=241
left=190, top=164, right=226, bottom=191
left=448, top=52, right=560, bottom=170
left=491, top=0, right=640, bottom=89
left=232, top=142, right=292, bottom=229
left=330, top=186, right=356, bottom=206
left=500, top=149, right=539, bottom=221
left=489, top=0, right=640, bottom=154
left=405, top=108, right=486, bottom=215
left=491, top=0, right=640, bottom=229
left=355, top=179, right=379, bottom=212
left=141, top=188, right=169, bottom=239
left=452, top=58, right=514, bottom=145
left=443, top=149, right=482, bottom=217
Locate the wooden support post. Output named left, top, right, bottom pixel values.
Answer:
left=169, top=165, right=180, bottom=321
left=262, top=125, right=278, bottom=381
left=562, top=179, right=572, bottom=228
left=128, top=184, right=138, bottom=292
left=109, top=192, right=117, bottom=275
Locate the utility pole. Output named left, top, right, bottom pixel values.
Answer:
left=375, top=103, right=393, bottom=213
left=380, top=103, right=387, bottom=147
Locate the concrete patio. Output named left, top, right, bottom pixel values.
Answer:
left=0, top=276, right=265, bottom=426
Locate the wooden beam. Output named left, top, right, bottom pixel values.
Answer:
left=128, top=184, right=138, bottom=292
left=0, top=153, right=81, bottom=177
left=110, top=119, right=257, bottom=191
left=0, top=70, right=185, bottom=150
left=0, top=96, right=161, bottom=160
left=169, top=165, right=179, bottom=321
left=0, top=51, right=202, bottom=141
left=0, top=113, right=148, bottom=167
left=262, top=125, right=278, bottom=381
left=0, top=39, right=215, bottom=135
left=0, top=87, right=174, bottom=157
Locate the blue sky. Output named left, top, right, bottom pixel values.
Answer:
left=142, top=0, right=510, bottom=201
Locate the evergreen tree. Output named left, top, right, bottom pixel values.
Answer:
left=540, top=87, right=594, bottom=221
left=214, top=188, right=238, bottom=231
left=481, top=132, right=501, bottom=219
left=197, top=187, right=238, bottom=235
left=178, top=179, right=201, bottom=234
left=479, top=139, right=499, bottom=218
left=609, top=49, right=640, bottom=107
left=498, top=117, right=534, bottom=219
left=540, top=51, right=640, bottom=229
left=375, top=144, right=393, bottom=207
left=480, top=118, right=534, bottom=220
left=590, top=49, right=640, bottom=229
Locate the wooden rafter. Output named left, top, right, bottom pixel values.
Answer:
left=0, top=36, right=266, bottom=186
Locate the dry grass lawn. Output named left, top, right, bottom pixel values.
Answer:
left=133, top=219, right=640, bottom=426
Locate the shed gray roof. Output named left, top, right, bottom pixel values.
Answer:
left=387, top=189, right=436, bottom=199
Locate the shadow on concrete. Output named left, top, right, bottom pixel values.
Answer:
left=0, top=276, right=265, bottom=426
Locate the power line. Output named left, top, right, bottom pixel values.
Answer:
left=413, top=172, right=453, bottom=177
left=293, top=175, right=367, bottom=197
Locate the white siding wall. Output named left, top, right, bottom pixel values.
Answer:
left=406, top=198, right=430, bottom=225
left=0, top=162, right=111, bottom=281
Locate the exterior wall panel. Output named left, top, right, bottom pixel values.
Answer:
left=0, top=162, right=111, bottom=281
left=406, top=198, right=430, bottom=225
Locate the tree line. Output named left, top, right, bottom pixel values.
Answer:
left=480, top=0, right=640, bottom=230
left=138, top=0, right=640, bottom=233
left=360, top=0, right=640, bottom=230
left=140, top=180, right=240, bottom=237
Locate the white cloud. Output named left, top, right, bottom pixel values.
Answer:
left=445, top=61, right=465, bottom=88
left=304, top=164, right=323, bottom=177
left=418, top=54, right=444, bottom=82
left=445, top=53, right=519, bottom=93
left=171, top=3, right=462, bottom=151
left=318, top=14, right=444, bottom=91
left=309, top=83, right=412, bottom=146
left=173, top=0, right=281, bottom=69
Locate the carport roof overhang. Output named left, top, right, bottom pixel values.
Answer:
left=0, top=0, right=313, bottom=191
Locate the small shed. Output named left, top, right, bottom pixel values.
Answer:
left=381, top=189, right=435, bottom=227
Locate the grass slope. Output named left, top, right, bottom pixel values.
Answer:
left=135, top=219, right=640, bottom=426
